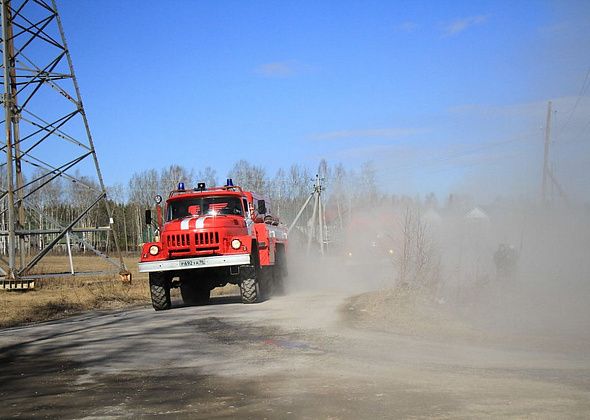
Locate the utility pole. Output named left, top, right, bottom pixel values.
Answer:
left=306, top=184, right=318, bottom=253
left=541, top=100, right=570, bottom=207
left=289, top=173, right=325, bottom=256
left=321, top=183, right=327, bottom=253
left=542, top=101, right=552, bottom=203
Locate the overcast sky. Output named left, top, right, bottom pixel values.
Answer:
left=54, top=0, right=590, bottom=201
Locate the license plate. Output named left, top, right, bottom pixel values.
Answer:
left=178, top=259, right=206, bottom=267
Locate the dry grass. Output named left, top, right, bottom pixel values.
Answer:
left=212, top=284, right=240, bottom=296
left=344, top=287, right=482, bottom=341
left=0, top=256, right=150, bottom=329
left=0, top=254, right=243, bottom=329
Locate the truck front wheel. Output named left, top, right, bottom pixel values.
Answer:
left=241, top=246, right=263, bottom=303
left=240, top=277, right=261, bottom=304
left=149, top=272, right=171, bottom=311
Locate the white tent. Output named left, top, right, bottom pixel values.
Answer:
left=465, top=207, right=490, bottom=222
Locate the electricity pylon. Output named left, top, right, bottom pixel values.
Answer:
left=0, top=0, right=129, bottom=288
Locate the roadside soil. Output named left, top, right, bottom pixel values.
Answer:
left=0, top=255, right=237, bottom=328
left=345, top=285, right=590, bottom=355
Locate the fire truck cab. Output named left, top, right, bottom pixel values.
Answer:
left=138, top=180, right=288, bottom=310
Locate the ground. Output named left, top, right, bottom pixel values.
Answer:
left=1, top=282, right=589, bottom=419
left=0, top=255, right=235, bottom=328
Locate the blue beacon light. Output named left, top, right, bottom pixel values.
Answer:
left=178, top=182, right=185, bottom=191
left=226, top=178, right=234, bottom=187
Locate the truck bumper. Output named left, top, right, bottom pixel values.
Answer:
left=138, top=254, right=251, bottom=273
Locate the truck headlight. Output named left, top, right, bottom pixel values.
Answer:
left=149, top=245, right=160, bottom=256
left=231, top=239, right=241, bottom=250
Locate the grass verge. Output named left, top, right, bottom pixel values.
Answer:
left=0, top=255, right=242, bottom=329
left=342, top=287, right=482, bottom=342
left=0, top=256, right=150, bottom=329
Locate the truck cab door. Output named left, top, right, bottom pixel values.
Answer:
left=243, top=198, right=254, bottom=235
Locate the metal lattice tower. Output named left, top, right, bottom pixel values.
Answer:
left=0, top=0, right=128, bottom=288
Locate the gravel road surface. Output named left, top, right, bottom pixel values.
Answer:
left=1, top=289, right=589, bottom=419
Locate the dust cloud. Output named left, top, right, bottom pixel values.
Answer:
left=459, top=204, right=590, bottom=341
left=284, top=196, right=590, bottom=351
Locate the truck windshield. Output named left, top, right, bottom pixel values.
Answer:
left=167, top=196, right=243, bottom=221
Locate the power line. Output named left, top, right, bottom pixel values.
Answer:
left=374, top=133, right=535, bottom=176
left=555, top=67, right=590, bottom=137
left=559, top=118, right=590, bottom=146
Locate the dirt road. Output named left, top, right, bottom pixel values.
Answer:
left=1, top=288, right=589, bottom=419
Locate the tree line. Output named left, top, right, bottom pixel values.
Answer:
left=2, top=156, right=495, bottom=263
left=119, top=159, right=383, bottom=252
left=9, top=156, right=562, bottom=296
left=2, top=159, right=385, bottom=254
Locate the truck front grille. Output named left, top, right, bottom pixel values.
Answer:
left=164, top=231, right=220, bottom=256
left=195, top=231, right=219, bottom=246
left=166, top=233, right=191, bottom=248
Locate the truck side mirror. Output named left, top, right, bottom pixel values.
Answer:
left=257, top=200, right=266, bottom=215
left=145, top=209, right=152, bottom=226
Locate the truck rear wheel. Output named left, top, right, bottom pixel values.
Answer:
left=276, top=245, right=288, bottom=278
left=273, top=265, right=285, bottom=295
left=240, top=277, right=261, bottom=304
left=273, top=246, right=287, bottom=295
left=149, top=272, right=171, bottom=311
left=180, top=281, right=210, bottom=305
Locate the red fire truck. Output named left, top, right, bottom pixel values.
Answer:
left=138, top=180, right=288, bottom=310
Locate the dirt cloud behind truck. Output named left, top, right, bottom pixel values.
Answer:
left=286, top=195, right=590, bottom=351
left=461, top=203, right=590, bottom=346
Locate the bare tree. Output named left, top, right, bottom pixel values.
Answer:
left=269, top=168, right=288, bottom=217
left=287, top=164, right=311, bottom=201
left=160, top=165, right=194, bottom=194
left=25, top=168, right=64, bottom=252
left=128, top=169, right=159, bottom=207
left=107, top=183, right=125, bottom=205
left=318, top=159, right=331, bottom=186
left=227, top=160, right=267, bottom=193
left=27, top=168, right=63, bottom=210
left=332, top=163, right=347, bottom=230
left=360, top=160, right=378, bottom=204
left=396, top=205, right=439, bottom=291
left=196, top=166, right=218, bottom=187
left=128, top=168, right=161, bottom=250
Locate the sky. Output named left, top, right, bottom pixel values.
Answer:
left=39, top=0, right=590, bottom=200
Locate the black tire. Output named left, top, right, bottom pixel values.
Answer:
left=273, top=265, right=285, bottom=295
left=274, top=246, right=287, bottom=294
left=276, top=246, right=288, bottom=277
left=149, top=272, right=171, bottom=311
left=180, top=281, right=210, bottom=305
left=240, top=277, right=260, bottom=304
left=241, top=245, right=262, bottom=304
left=261, top=266, right=276, bottom=298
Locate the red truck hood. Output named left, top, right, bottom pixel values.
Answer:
left=165, top=215, right=245, bottom=231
